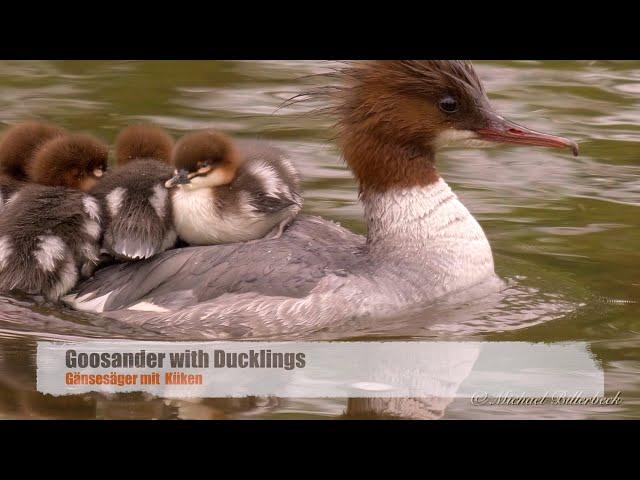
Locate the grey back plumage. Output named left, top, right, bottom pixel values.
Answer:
left=72, top=215, right=363, bottom=306
left=66, top=215, right=371, bottom=337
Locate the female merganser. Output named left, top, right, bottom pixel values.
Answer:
left=165, top=129, right=302, bottom=245
left=0, top=121, right=67, bottom=209
left=66, top=61, right=577, bottom=338
left=0, top=134, right=108, bottom=300
left=89, top=124, right=176, bottom=261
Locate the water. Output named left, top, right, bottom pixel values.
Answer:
left=0, top=60, right=638, bottom=419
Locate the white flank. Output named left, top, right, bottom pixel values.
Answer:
left=82, top=195, right=101, bottom=221
left=64, top=291, right=112, bottom=313
left=0, top=235, right=12, bottom=269
left=149, top=183, right=167, bottom=219
left=34, top=235, right=66, bottom=272
left=106, top=187, right=126, bottom=218
left=83, top=220, right=101, bottom=240
left=127, top=301, right=170, bottom=313
left=247, top=161, right=284, bottom=197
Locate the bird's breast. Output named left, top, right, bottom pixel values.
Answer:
left=171, top=187, right=272, bottom=245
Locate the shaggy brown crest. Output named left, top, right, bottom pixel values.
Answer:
left=333, top=61, right=494, bottom=193
left=115, top=124, right=175, bottom=165
left=299, top=60, right=577, bottom=195
left=28, top=133, right=108, bottom=191
left=0, top=121, right=66, bottom=180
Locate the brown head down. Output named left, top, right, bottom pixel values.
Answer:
left=332, top=61, right=578, bottom=195
left=28, top=133, right=108, bottom=191
left=0, top=121, right=67, bottom=180
left=115, top=124, right=175, bottom=165
left=165, top=130, right=242, bottom=189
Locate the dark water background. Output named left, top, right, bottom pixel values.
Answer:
left=0, top=61, right=638, bottom=419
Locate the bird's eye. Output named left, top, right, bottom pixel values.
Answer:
left=439, top=96, right=459, bottom=113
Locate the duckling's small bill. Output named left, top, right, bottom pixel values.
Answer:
left=165, top=169, right=191, bottom=188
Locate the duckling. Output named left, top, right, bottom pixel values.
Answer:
left=90, top=124, right=176, bottom=261
left=27, top=133, right=108, bottom=191
left=165, top=130, right=302, bottom=245
left=0, top=135, right=108, bottom=301
left=0, top=121, right=66, bottom=210
left=0, top=121, right=66, bottom=180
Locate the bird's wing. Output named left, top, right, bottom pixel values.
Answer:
left=65, top=215, right=365, bottom=315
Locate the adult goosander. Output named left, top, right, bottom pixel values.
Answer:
left=66, top=61, right=577, bottom=338
left=165, top=129, right=302, bottom=245
left=0, top=121, right=67, bottom=209
left=0, top=134, right=108, bottom=300
left=90, top=124, right=176, bottom=261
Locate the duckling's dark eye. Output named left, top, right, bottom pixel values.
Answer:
left=439, top=96, right=459, bottom=114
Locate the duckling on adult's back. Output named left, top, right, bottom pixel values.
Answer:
left=0, top=134, right=108, bottom=300
left=165, top=130, right=302, bottom=245
left=0, top=121, right=67, bottom=210
left=90, top=124, right=176, bottom=261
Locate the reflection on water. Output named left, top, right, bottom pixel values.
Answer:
left=0, top=60, right=639, bottom=419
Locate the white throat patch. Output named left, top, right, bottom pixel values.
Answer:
left=433, top=129, right=495, bottom=149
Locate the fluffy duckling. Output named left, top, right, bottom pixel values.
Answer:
left=0, top=121, right=66, bottom=209
left=27, top=133, right=107, bottom=191
left=90, top=124, right=176, bottom=261
left=0, top=121, right=66, bottom=180
left=0, top=135, right=108, bottom=301
left=165, top=130, right=302, bottom=245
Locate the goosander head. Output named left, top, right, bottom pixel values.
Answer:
left=165, top=129, right=242, bottom=189
left=333, top=61, right=578, bottom=193
left=28, top=133, right=108, bottom=191
left=115, top=124, right=175, bottom=165
left=0, top=121, right=66, bottom=180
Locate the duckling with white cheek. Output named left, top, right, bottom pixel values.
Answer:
left=0, top=121, right=66, bottom=210
left=0, top=135, right=108, bottom=301
left=165, top=130, right=302, bottom=245
left=90, top=124, right=176, bottom=261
